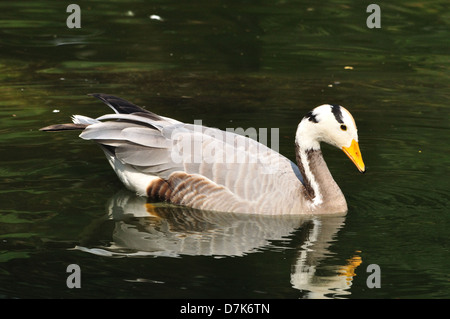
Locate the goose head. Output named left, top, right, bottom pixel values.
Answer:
left=296, top=104, right=365, bottom=173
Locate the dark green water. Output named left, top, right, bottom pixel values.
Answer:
left=0, top=1, right=449, bottom=299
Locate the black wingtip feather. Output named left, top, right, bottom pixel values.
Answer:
left=88, top=93, right=165, bottom=121
left=88, top=93, right=151, bottom=115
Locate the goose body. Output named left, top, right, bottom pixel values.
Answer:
left=41, top=94, right=365, bottom=215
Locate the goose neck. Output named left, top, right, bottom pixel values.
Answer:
left=294, top=141, right=347, bottom=213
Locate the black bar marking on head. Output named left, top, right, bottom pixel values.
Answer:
left=305, top=111, right=318, bottom=123
left=331, top=105, right=344, bottom=123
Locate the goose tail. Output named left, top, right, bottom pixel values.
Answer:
left=40, top=115, right=99, bottom=132
left=40, top=123, right=88, bottom=132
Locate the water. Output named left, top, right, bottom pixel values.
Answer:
left=0, top=0, right=449, bottom=299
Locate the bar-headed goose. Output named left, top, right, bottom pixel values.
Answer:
left=41, top=94, right=365, bottom=215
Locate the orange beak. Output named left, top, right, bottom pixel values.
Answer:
left=342, top=139, right=365, bottom=173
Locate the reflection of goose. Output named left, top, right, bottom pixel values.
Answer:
left=76, top=191, right=360, bottom=298
left=41, top=94, right=365, bottom=214
left=80, top=190, right=308, bottom=257
left=290, top=217, right=362, bottom=299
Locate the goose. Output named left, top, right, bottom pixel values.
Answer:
left=41, top=94, right=365, bottom=215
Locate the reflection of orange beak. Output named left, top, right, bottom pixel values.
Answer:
left=342, top=139, right=366, bottom=173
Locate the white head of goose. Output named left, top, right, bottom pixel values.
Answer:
left=41, top=94, right=365, bottom=215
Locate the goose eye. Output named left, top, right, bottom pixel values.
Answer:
left=340, top=124, right=347, bottom=131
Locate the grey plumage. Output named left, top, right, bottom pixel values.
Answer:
left=80, top=110, right=300, bottom=200
left=80, top=95, right=303, bottom=213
